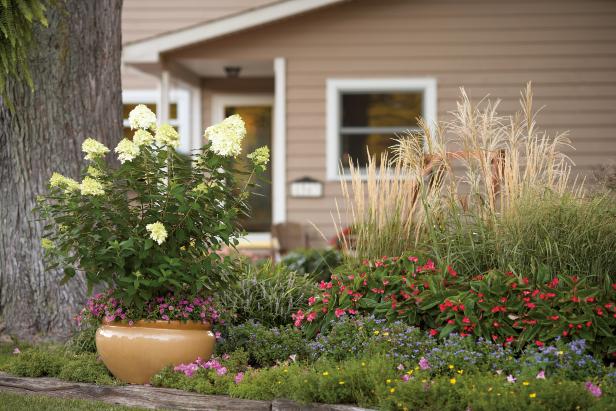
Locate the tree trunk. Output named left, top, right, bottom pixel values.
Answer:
left=0, top=0, right=123, bottom=341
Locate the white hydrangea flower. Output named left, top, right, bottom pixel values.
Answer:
left=146, top=221, right=168, bottom=245
left=80, top=176, right=105, bottom=196
left=247, top=146, right=270, bottom=171
left=115, top=138, right=141, bottom=163
left=82, top=138, right=109, bottom=161
left=87, top=166, right=103, bottom=178
left=128, top=104, right=157, bottom=130
left=49, top=172, right=80, bottom=193
left=204, top=114, right=246, bottom=157
left=133, top=129, right=154, bottom=146
left=154, top=123, right=180, bottom=149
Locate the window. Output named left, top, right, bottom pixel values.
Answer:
left=122, top=89, right=190, bottom=152
left=326, top=78, right=437, bottom=179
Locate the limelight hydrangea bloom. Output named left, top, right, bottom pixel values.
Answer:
left=82, top=138, right=109, bottom=161
left=49, top=172, right=80, bottom=192
left=128, top=104, right=157, bottom=130
left=115, top=138, right=141, bottom=163
left=80, top=177, right=105, bottom=196
left=155, top=123, right=180, bottom=148
left=247, top=146, right=270, bottom=171
left=204, top=114, right=245, bottom=157
left=41, top=238, right=54, bottom=250
left=146, top=221, right=168, bottom=245
left=87, top=166, right=103, bottom=178
left=133, top=129, right=154, bottom=146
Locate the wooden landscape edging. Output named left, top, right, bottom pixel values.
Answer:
left=0, top=373, right=373, bottom=411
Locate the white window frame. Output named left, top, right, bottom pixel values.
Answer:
left=122, top=89, right=191, bottom=153
left=326, top=78, right=437, bottom=181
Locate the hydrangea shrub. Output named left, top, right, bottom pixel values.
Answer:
left=37, top=107, right=269, bottom=319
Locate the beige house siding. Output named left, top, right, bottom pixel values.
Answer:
left=121, top=0, right=277, bottom=89
left=163, top=0, right=616, bottom=239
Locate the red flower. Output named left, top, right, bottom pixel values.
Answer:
left=319, top=281, right=333, bottom=290
left=548, top=315, right=559, bottom=321
left=306, top=312, right=317, bottom=322
left=571, top=296, right=580, bottom=303
left=586, top=321, right=592, bottom=328
left=505, top=336, right=515, bottom=343
left=500, top=297, right=508, bottom=303
left=548, top=278, right=559, bottom=288
left=382, top=279, right=390, bottom=286
left=447, top=265, right=458, bottom=277
left=348, top=309, right=358, bottom=315
left=535, top=340, right=544, bottom=347
left=408, top=256, right=419, bottom=263
left=525, top=302, right=536, bottom=309
left=308, top=296, right=316, bottom=306
left=562, top=331, right=568, bottom=337
left=491, top=305, right=507, bottom=313
left=612, top=283, right=616, bottom=290
left=585, top=297, right=595, bottom=303
left=523, top=277, right=529, bottom=285
left=334, top=308, right=346, bottom=318
left=462, top=317, right=471, bottom=324
left=429, top=329, right=438, bottom=337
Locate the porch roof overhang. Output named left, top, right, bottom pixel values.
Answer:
left=122, top=0, right=349, bottom=73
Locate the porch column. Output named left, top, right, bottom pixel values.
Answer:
left=158, top=69, right=170, bottom=124
left=273, top=57, right=287, bottom=224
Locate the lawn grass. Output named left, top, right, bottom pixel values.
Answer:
left=0, top=391, right=150, bottom=410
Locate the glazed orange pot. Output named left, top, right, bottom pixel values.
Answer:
left=95, top=320, right=215, bottom=384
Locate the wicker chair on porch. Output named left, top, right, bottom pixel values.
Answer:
left=271, top=222, right=309, bottom=257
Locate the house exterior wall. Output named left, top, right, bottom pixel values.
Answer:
left=165, top=0, right=616, bottom=239
left=121, top=0, right=277, bottom=89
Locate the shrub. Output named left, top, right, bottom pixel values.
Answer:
left=218, top=260, right=315, bottom=327
left=295, top=255, right=616, bottom=356
left=65, top=323, right=98, bottom=354
left=57, top=354, right=115, bottom=385
left=5, top=347, right=65, bottom=377
left=216, top=321, right=309, bottom=367
left=281, top=248, right=343, bottom=281
left=36, top=110, right=268, bottom=314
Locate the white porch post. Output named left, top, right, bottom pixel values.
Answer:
left=273, top=57, right=287, bottom=224
left=190, top=85, right=202, bottom=152
left=158, top=70, right=170, bottom=124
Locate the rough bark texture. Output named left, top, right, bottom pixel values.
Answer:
left=0, top=0, right=123, bottom=340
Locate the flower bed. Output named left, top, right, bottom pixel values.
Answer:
left=294, top=255, right=616, bottom=357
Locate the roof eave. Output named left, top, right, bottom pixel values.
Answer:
left=123, top=0, right=349, bottom=64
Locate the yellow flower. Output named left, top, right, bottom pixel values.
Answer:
left=406, top=370, right=413, bottom=375
left=386, top=379, right=392, bottom=384
left=383, top=332, right=389, bottom=336
left=80, top=177, right=104, bottom=196
left=115, top=138, right=141, bottom=163
left=529, top=393, right=537, bottom=398
left=522, top=381, right=530, bottom=386
left=322, top=371, right=329, bottom=376
left=339, top=381, right=345, bottom=385
left=204, top=114, right=245, bottom=157
left=82, top=138, right=109, bottom=161
left=41, top=238, right=54, bottom=250
left=283, top=369, right=288, bottom=373
left=449, top=378, right=457, bottom=385
left=448, top=365, right=454, bottom=370
left=361, top=362, right=366, bottom=367
left=488, top=387, right=493, bottom=392
left=557, top=351, right=564, bottom=356
left=87, top=166, right=103, bottom=178
left=457, top=370, right=464, bottom=375
left=128, top=104, right=157, bottom=130
left=49, top=172, right=80, bottom=193
left=133, top=129, right=154, bottom=146
left=389, top=388, right=395, bottom=394
left=155, top=123, right=180, bottom=149
left=146, top=221, right=168, bottom=245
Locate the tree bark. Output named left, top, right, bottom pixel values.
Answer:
left=0, top=0, right=123, bottom=340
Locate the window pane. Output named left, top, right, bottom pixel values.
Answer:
left=340, top=133, right=398, bottom=168
left=341, top=92, right=423, bottom=128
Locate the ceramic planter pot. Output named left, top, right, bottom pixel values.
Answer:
left=96, top=320, right=215, bottom=384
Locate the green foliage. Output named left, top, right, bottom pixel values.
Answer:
left=216, top=321, right=309, bottom=367
left=0, top=0, right=48, bottom=107
left=65, top=324, right=97, bottom=354
left=4, top=346, right=116, bottom=384
left=298, top=255, right=616, bottom=356
left=430, top=192, right=616, bottom=291
left=381, top=374, right=614, bottom=411
left=219, top=260, right=316, bottom=326
left=151, top=366, right=232, bottom=395
left=281, top=248, right=343, bottom=281
left=36, top=112, right=267, bottom=313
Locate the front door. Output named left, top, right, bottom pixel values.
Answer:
left=212, top=95, right=273, bottom=233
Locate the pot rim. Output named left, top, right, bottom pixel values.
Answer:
left=101, top=319, right=212, bottom=331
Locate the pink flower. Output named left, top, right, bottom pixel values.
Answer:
left=536, top=370, right=546, bottom=379
left=216, top=366, right=228, bottom=376
left=506, top=375, right=516, bottom=383
left=397, top=364, right=405, bottom=371
left=585, top=382, right=602, bottom=397
left=419, top=357, right=430, bottom=370
left=214, top=331, right=222, bottom=340
left=402, top=374, right=411, bottom=382
left=334, top=308, right=346, bottom=318
left=234, top=372, right=244, bottom=384
left=12, top=348, right=20, bottom=355
left=308, top=296, right=316, bottom=306
left=306, top=312, right=317, bottom=322
left=408, top=256, right=418, bottom=263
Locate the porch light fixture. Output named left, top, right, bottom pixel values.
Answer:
left=224, top=66, right=242, bottom=78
